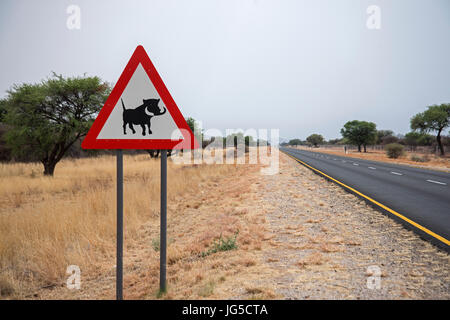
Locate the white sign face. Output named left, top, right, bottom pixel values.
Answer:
left=97, top=63, right=183, bottom=140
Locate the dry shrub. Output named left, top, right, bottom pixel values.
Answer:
left=198, top=280, right=215, bottom=297
left=320, top=243, right=342, bottom=253
left=306, top=235, right=325, bottom=244
left=239, top=257, right=257, bottom=267
left=297, top=251, right=326, bottom=268
left=246, top=287, right=276, bottom=299
left=385, top=143, right=405, bottom=159
left=245, top=287, right=263, bottom=295
left=235, top=208, right=248, bottom=215
left=410, top=154, right=430, bottom=162
left=168, top=245, right=186, bottom=265
left=0, top=274, right=15, bottom=297
left=328, top=236, right=345, bottom=244
left=240, top=233, right=253, bottom=245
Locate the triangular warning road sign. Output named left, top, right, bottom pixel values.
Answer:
left=82, top=45, right=199, bottom=150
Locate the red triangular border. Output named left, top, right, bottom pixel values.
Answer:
left=82, top=45, right=199, bottom=150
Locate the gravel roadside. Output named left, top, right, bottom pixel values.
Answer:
left=256, top=152, right=449, bottom=299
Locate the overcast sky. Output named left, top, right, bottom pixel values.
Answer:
left=0, top=0, right=449, bottom=140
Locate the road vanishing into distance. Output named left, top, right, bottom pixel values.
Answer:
left=281, top=147, right=450, bottom=249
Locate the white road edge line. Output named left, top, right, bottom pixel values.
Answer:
left=426, top=179, right=447, bottom=186
left=353, top=163, right=359, bottom=166
left=391, top=171, right=403, bottom=176
left=368, top=167, right=376, bottom=170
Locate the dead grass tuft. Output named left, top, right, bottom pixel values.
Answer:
left=0, top=274, right=15, bottom=297
left=297, top=251, right=327, bottom=268
left=320, top=243, right=343, bottom=253
left=198, top=280, right=215, bottom=297
left=168, top=245, right=186, bottom=265
left=238, top=257, right=257, bottom=267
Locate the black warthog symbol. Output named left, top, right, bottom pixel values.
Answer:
left=121, top=98, right=166, bottom=136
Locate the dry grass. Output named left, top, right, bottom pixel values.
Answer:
left=297, top=252, right=327, bottom=268
left=0, top=153, right=264, bottom=299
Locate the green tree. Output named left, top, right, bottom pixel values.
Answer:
left=340, top=120, right=377, bottom=152
left=185, top=117, right=204, bottom=147
left=1, top=74, right=110, bottom=175
left=411, top=104, right=450, bottom=156
left=288, top=139, right=302, bottom=146
left=306, top=134, right=324, bottom=147
left=375, top=130, right=394, bottom=143
left=0, top=100, right=6, bottom=122
left=404, top=131, right=433, bottom=150
left=185, top=117, right=197, bottom=135
left=328, top=138, right=342, bottom=145
left=244, top=135, right=254, bottom=146
left=224, top=132, right=244, bottom=148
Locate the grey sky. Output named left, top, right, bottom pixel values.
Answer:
left=0, top=0, right=449, bottom=140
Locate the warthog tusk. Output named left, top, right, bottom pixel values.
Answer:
left=145, top=108, right=154, bottom=116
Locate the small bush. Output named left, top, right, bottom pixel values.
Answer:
left=201, top=231, right=239, bottom=257
left=152, top=238, right=174, bottom=251
left=385, top=143, right=404, bottom=159
left=198, top=280, right=215, bottom=297
left=410, top=154, right=430, bottom=162
left=152, top=238, right=160, bottom=251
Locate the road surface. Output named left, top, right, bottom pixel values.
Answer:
left=281, top=147, right=450, bottom=249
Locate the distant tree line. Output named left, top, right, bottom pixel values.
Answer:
left=283, top=103, right=450, bottom=155
left=1, top=73, right=448, bottom=175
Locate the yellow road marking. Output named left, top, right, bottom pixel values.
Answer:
left=283, top=151, right=450, bottom=247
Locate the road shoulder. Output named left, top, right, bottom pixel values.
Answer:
left=254, top=153, right=449, bottom=299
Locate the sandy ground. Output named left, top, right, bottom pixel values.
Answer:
left=26, top=152, right=449, bottom=300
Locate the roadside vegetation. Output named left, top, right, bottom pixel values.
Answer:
left=0, top=153, right=266, bottom=299
left=385, top=143, right=404, bottom=159
left=282, top=103, right=450, bottom=161
left=306, top=134, right=324, bottom=148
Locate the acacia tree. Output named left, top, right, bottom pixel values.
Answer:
left=411, top=104, right=450, bottom=156
left=404, top=132, right=433, bottom=151
left=288, top=139, right=302, bottom=146
left=376, top=130, right=394, bottom=143
left=1, top=74, right=110, bottom=175
left=306, top=134, right=324, bottom=147
left=340, top=120, right=377, bottom=152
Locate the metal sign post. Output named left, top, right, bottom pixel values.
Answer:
left=160, top=150, right=167, bottom=293
left=116, top=149, right=123, bottom=300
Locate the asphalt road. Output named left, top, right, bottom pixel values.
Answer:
left=281, top=147, right=450, bottom=249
